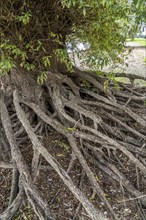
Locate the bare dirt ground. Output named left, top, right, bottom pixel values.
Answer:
left=1, top=133, right=146, bottom=220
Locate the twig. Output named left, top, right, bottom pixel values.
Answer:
left=117, top=195, right=146, bottom=203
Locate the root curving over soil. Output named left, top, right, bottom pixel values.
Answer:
left=0, top=68, right=146, bottom=220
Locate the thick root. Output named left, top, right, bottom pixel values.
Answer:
left=0, top=69, right=146, bottom=219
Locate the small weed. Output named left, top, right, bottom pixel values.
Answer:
left=54, top=140, right=70, bottom=150
left=127, top=38, right=146, bottom=46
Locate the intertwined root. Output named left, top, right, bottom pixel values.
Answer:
left=0, top=70, right=146, bottom=220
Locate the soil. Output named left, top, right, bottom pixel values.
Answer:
left=1, top=131, right=146, bottom=220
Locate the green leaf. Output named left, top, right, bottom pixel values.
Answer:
left=11, top=48, right=21, bottom=58
left=20, top=62, right=35, bottom=71
left=103, top=80, right=108, bottom=93
left=66, top=127, right=76, bottom=131
left=37, top=72, right=48, bottom=85
left=42, top=56, right=51, bottom=67
left=17, top=12, right=32, bottom=25
left=83, top=7, right=86, bottom=16
left=21, top=52, right=27, bottom=61
left=36, top=40, right=42, bottom=51
left=0, top=57, right=15, bottom=75
left=57, top=153, right=65, bottom=157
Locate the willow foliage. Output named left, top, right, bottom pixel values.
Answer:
left=0, top=0, right=145, bottom=75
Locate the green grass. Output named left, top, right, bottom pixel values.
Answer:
left=115, top=77, right=130, bottom=84
left=127, top=38, right=146, bottom=46
left=115, top=77, right=146, bottom=86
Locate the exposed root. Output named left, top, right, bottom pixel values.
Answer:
left=0, top=69, right=146, bottom=219
left=8, top=168, right=19, bottom=205
left=0, top=189, right=24, bottom=220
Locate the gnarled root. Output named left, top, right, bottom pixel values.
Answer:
left=0, top=69, right=146, bottom=219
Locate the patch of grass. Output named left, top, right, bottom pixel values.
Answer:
left=115, top=77, right=146, bottom=86
left=115, top=77, right=130, bottom=84
left=127, top=38, right=146, bottom=46
left=134, top=79, right=146, bottom=86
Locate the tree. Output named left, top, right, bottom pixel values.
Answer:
left=0, top=1, right=146, bottom=219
